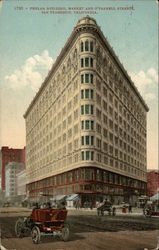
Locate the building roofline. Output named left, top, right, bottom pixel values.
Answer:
left=24, top=16, right=149, bottom=118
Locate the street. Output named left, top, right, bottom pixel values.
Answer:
left=0, top=207, right=159, bottom=250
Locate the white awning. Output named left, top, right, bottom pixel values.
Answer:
left=66, top=194, right=79, bottom=201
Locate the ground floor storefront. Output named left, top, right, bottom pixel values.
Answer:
left=26, top=167, right=146, bottom=206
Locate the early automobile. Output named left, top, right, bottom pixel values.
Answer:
left=15, top=203, right=69, bottom=244
left=143, top=201, right=159, bottom=218
left=97, top=199, right=116, bottom=216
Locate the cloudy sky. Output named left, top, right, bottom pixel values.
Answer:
left=0, top=0, right=158, bottom=169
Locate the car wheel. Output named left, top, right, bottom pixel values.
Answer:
left=15, top=218, right=24, bottom=238
left=61, top=225, right=69, bottom=241
left=31, top=226, right=41, bottom=244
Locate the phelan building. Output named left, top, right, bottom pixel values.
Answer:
left=24, top=16, right=149, bottom=206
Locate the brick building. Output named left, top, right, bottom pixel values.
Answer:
left=1, top=146, right=25, bottom=191
left=147, top=170, right=159, bottom=197
left=24, top=16, right=148, bottom=206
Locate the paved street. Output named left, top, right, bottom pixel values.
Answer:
left=0, top=207, right=159, bottom=250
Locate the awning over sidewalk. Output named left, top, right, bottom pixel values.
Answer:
left=150, top=193, right=159, bottom=201
left=52, top=195, right=67, bottom=201
left=66, top=194, right=79, bottom=201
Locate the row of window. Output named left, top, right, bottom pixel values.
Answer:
left=81, top=120, right=94, bottom=130
left=81, top=136, right=94, bottom=146
left=81, top=40, right=94, bottom=52
left=81, top=105, right=94, bottom=115
left=81, top=74, right=94, bottom=84
left=81, top=89, right=94, bottom=99
left=81, top=57, right=93, bottom=68
left=81, top=151, right=94, bottom=161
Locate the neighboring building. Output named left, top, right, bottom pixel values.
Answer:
left=24, top=16, right=148, bottom=205
left=5, top=162, right=25, bottom=199
left=16, top=169, right=26, bottom=197
left=1, top=146, right=25, bottom=191
left=147, top=170, right=159, bottom=197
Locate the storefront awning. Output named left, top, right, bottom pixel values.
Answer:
left=51, top=195, right=67, bottom=201
left=66, top=194, right=79, bottom=201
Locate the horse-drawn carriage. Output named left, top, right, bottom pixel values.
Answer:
left=97, top=199, right=116, bottom=216
left=15, top=205, right=69, bottom=244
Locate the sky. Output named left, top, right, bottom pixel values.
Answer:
left=0, top=0, right=158, bottom=170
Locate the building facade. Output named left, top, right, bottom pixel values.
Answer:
left=5, top=162, right=25, bottom=199
left=1, top=146, right=25, bottom=191
left=147, top=170, right=159, bottom=197
left=24, top=16, right=148, bottom=205
left=16, top=170, right=26, bottom=197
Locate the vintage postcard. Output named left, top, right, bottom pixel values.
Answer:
left=0, top=0, right=158, bottom=249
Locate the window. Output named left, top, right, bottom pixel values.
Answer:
left=85, top=120, right=89, bottom=129
left=81, top=58, right=84, bottom=67
left=85, top=58, right=89, bottom=67
left=81, top=74, right=84, bottom=83
left=85, top=105, right=89, bottom=114
left=85, top=40, right=89, bottom=51
left=90, top=41, right=93, bottom=52
left=90, top=58, right=93, bottom=67
left=86, top=151, right=90, bottom=160
left=85, top=89, right=89, bottom=99
left=81, top=151, right=84, bottom=160
left=91, top=105, right=94, bottom=114
left=85, top=74, right=89, bottom=83
left=91, top=121, right=94, bottom=130
left=81, top=105, right=84, bottom=115
left=91, top=136, right=94, bottom=145
left=103, top=87, right=107, bottom=97
left=103, top=142, right=108, bottom=152
left=91, top=151, right=94, bottom=160
left=81, top=41, right=83, bottom=52
left=81, top=90, right=84, bottom=99
left=81, top=136, right=84, bottom=145
left=90, top=74, right=94, bottom=84
left=86, top=136, right=89, bottom=145
left=81, top=121, right=84, bottom=129
left=91, top=90, right=93, bottom=99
